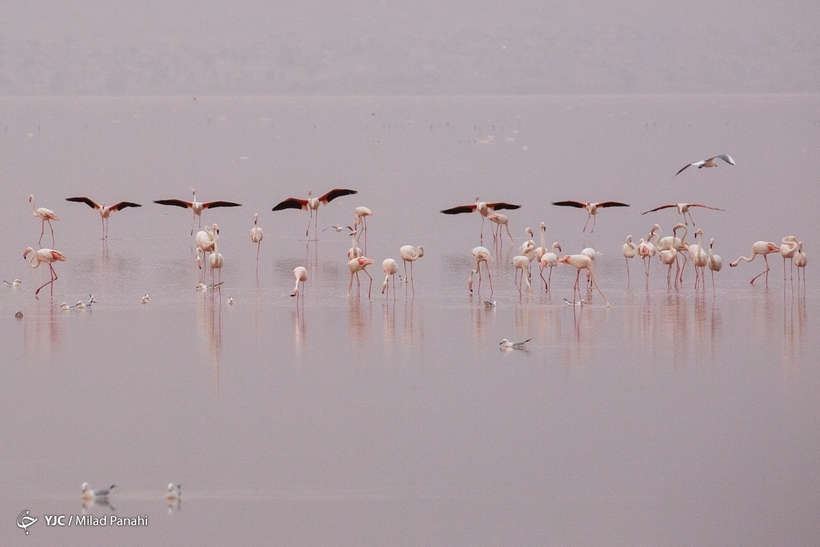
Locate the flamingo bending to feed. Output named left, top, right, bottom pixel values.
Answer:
left=354, top=206, right=372, bottom=249
left=707, top=238, right=722, bottom=294
left=674, top=154, right=735, bottom=177
left=399, top=245, right=424, bottom=293
left=347, top=257, right=374, bottom=298
left=272, top=188, right=357, bottom=239
left=730, top=240, right=780, bottom=287
left=779, top=235, right=799, bottom=282
left=65, top=196, right=141, bottom=239
left=30, top=195, right=59, bottom=246
left=381, top=258, right=398, bottom=297
left=292, top=266, right=307, bottom=297
left=471, top=246, right=493, bottom=295
left=24, top=247, right=66, bottom=295
left=512, top=255, right=531, bottom=295
left=154, top=188, right=241, bottom=235
left=440, top=196, right=521, bottom=242
left=641, top=202, right=724, bottom=226
left=558, top=254, right=610, bottom=307
left=487, top=212, right=513, bottom=243
left=551, top=200, right=629, bottom=233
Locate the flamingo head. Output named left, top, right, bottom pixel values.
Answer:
left=540, top=222, right=545, bottom=230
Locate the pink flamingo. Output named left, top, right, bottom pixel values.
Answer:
left=381, top=258, right=398, bottom=298
left=471, top=246, right=493, bottom=295
left=558, top=254, right=610, bottom=307
left=347, top=257, right=374, bottom=298
left=24, top=247, right=66, bottom=295
left=551, top=200, right=629, bottom=233
left=30, top=195, right=59, bottom=246
left=272, top=188, right=357, bottom=239
left=539, top=242, right=562, bottom=292
left=154, top=188, right=241, bottom=235
left=641, top=202, right=724, bottom=226
left=249, top=213, right=264, bottom=267
left=354, top=206, right=372, bottom=250
left=441, top=196, right=521, bottom=242
left=292, top=266, right=307, bottom=297
left=399, top=245, right=424, bottom=293
left=779, top=235, right=799, bottom=282
left=707, top=238, right=722, bottom=295
left=208, top=225, right=224, bottom=284
left=487, top=212, right=513, bottom=244
left=689, top=229, right=708, bottom=290
left=65, top=196, right=142, bottom=239
left=794, top=242, right=808, bottom=287
left=730, top=241, right=780, bottom=287
left=622, top=235, right=637, bottom=287
left=512, top=255, right=531, bottom=295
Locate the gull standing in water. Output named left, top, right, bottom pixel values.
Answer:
left=82, top=482, right=115, bottom=501
left=499, top=338, right=532, bottom=350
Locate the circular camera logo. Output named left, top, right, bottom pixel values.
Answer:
left=17, top=510, right=38, bottom=534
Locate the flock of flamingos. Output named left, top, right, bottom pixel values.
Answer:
left=17, top=153, right=809, bottom=310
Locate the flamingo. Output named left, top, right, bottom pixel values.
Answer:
left=730, top=241, right=780, bottom=287
left=440, top=196, right=521, bottom=242
left=707, top=238, right=722, bottom=295
left=154, top=188, right=242, bottom=235
left=292, top=266, right=307, bottom=297
left=29, top=195, right=58, bottom=246
left=471, top=246, right=493, bottom=295
left=195, top=225, right=216, bottom=280
left=354, top=206, right=372, bottom=250
left=65, top=196, right=141, bottom=239
left=622, top=235, right=638, bottom=287
left=551, top=200, right=629, bottom=233
left=486, top=212, right=513, bottom=243
left=381, top=258, right=398, bottom=297
left=209, top=224, right=224, bottom=284
left=512, top=255, right=532, bottom=295
left=166, top=484, right=182, bottom=503
left=23, top=247, right=66, bottom=295
left=82, top=483, right=115, bottom=501
left=272, top=188, right=357, bottom=239
left=794, top=242, right=808, bottom=287
left=249, top=213, right=264, bottom=266
left=534, top=222, right=547, bottom=262
left=539, top=242, right=562, bottom=292
left=347, top=256, right=374, bottom=298
left=347, top=229, right=363, bottom=259
left=641, top=202, right=724, bottom=226
left=674, top=154, right=735, bottom=177
left=499, top=338, right=532, bottom=350
left=689, top=229, right=708, bottom=289
left=638, top=235, right=657, bottom=286
left=659, top=242, right=678, bottom=290
left=779, top=235, right=799, bottom=282
left=520, top=233, right=537, bottom=281
left=467, top=269, right=477, bottom=293
left=558, top=254, right=610, bottom=307
left=399, top=245, right=424, bottom=293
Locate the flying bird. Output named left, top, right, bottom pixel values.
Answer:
left=65, top=197, right=142, bottom=239
left=272, top=188, right=357, bottom=239
left=641, top=202, right=724, bottom=226
left=441, top=196, right=521, bottom=242
left=674, top=154, right=735, bottom=177
left=154, top=188, right=241, bottom=235
left=551, top=200, right=629, bottom=233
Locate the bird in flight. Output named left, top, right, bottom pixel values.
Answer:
left=154, top=188, right=241, bottom=235
left=674, top=154, right=735, bottom=177
left=272, top=188, right=357, bottom=239
left=65, top=197, right=142, bottom=239
left=441, top=196, right=521, bottom=242
left=551, top=200, right=629, bottom=233
left=641, top=202, right=724, bottom=226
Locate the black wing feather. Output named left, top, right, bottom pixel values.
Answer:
left=154, top=199, right=193, bottom=209
left=272, top=198, right=307, bottom=211
left=320, top=188, right=358, bottom=203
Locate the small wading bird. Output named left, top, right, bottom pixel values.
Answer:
left=166, top=484, right=182, bottom=503
left=292, top=266, right=307, bottom=298
left=30, top=195, right=58, bottom=246
left=65, top=197, right=142, bottom=239
left=154, top=188, right=241, bottom=235
left=272, top=188, right=358, bottom=239
left=551, top=200, right=630, bottom=233
left=141, top=294, right=151, bottom=304
left=440, top=196, right=521, bottom=242
left=641, top=202, right=724, bottom=226
left=674, top=154, right=735, bottom=177
left=730, top=241, right=780, bottom=287
left=4, top=279, right=22, bottom=287
left=23, top=247, right=66, bottom=295
left=500, top=338, right=532, bottom=350
left=82, top=482, right=115, bottom=501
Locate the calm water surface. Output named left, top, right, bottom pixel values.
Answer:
left=1, top=95, right=818, bottom=545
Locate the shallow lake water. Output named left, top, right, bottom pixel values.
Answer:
left=1, top=95, right=818, bottom=545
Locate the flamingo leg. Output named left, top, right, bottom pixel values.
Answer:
left=363, top=269, right=373, bottom=299
left=625, top=258, right=631, bottom=288
left=35, top=264, right=58, bottom=296
left=582, top=214, right=591, bottom=233
left=750, top=256, right=771, bottom=286
left=410, top=261, right=415, bottom=294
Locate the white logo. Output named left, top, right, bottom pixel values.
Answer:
left=17, top=510, right=37, bottom=535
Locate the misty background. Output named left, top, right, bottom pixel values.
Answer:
left=2, top=0, right=818, bottom=96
